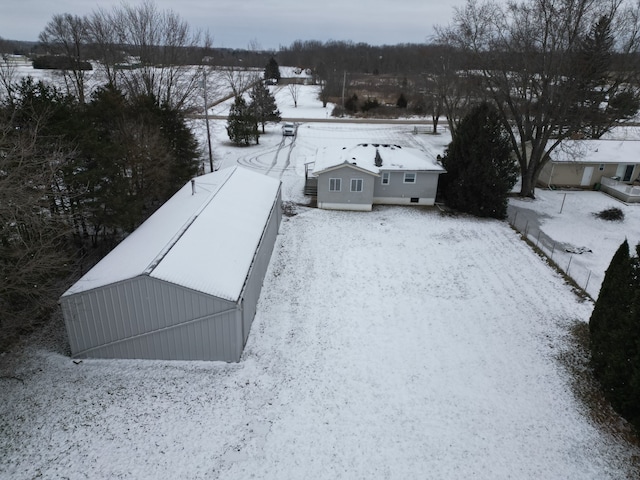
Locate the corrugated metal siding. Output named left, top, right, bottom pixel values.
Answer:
left=239, top=188, right=282, bottom=345
left=69, top=309, right=243, bottom=361
left=61, top=276, right=241, bottom=361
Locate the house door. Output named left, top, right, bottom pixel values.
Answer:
left=623, top=165, right=634, bottom=182
left=581, top=166, right=594, bottom=186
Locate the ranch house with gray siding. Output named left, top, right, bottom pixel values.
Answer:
left=306, top=143, right=445, bottom=211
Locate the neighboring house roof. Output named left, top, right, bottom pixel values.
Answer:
left=312, top=143, right=445, bottom=175
left=62, top=166, right=281, bottom=302
left=549, top=139, right=640, bottom=164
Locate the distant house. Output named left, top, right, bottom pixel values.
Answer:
left=60, top=166, right=282, bottom=362
left=538, top=140, right=640, bottom=189
left=305, top=143, right=445, bottom=211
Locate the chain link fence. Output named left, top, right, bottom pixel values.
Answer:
left=507, top=208, right=596, bottom=298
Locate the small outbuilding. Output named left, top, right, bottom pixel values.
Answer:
left=305, top=143, right=445, bottom=211
left=60, top=166, right=282, bottom=362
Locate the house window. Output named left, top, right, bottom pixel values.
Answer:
left=381, top=172, right=390, bottom=185
left=329, top=178, right=341, bottom=192
left=404, top=172, right=416, bottom=184
left=350, top=178, right=363, bottom=192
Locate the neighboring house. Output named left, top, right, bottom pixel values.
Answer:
left=60, top=166, right=282, bottom=362
left=538, top=140, right=640, bottom=189
left=306, top=143, right=445, bottom=211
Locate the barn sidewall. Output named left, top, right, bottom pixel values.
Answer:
left=61, top=276, right=242, bottom=362
left=239, top=186, right=283, bottom=346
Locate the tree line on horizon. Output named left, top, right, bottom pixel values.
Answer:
left=3, top=1, right=640, bottom=193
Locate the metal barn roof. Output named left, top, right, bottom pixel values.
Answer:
left=62, top=166, right=281, bottom=302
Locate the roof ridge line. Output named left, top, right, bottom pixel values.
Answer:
left=142, top=166, right=238, bottom=276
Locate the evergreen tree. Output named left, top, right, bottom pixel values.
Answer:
left=67, top=86, right=200, bottom=239
left=626, top=247, right=640, bottom=429
left=226, top=95, right=258, bottom=146
left=573, top=15, right=634, bottom=139
left=123, top=94, right=199, bottom=219
left=589, top=240, right=640, bottom=429
left=249, top=81, right=281, bottom=133
left=439, top=102, right=517, bottom=219
left=264, top=57, right=281, bottom=83
left=157, top=101, right=200, bottom=189
left=396, top=93, right=408, bottom=109
left=344, top=94, right=358, bottom=113
left=69, top=84, right=131, bottom=242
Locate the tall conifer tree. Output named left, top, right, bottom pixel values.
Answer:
left=264, top=57, right=281, bottom=83
left=249, top=82, right=281, bottom=133
left=589, top=239, right=640, bottom=429
left=439, top=102, right=517, bottom=219
left=226, top=96, right=258, bottom=146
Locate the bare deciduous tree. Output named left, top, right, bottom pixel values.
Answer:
left=0, top=53, right=19, bottom=104
left=288, top=82, right=301, bottom=108
left=85, top=7, right=123, bottom=87
left=0, top=106, right=73, bottom=343
left=221, top=66, right=260, bottom=97
left=85, top=1, right=210, bottom=109
left=423, top=49, right=481, bottom=135
left=38, top=13, right=90, bottom=103
left=437, top=0, right=640, bottom=197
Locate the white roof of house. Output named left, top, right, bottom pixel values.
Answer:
left=62, top=167, right=281, bottom=302
left=312, top=143, right=445, bottom=175
left=550, top=139, right=640, bottom=164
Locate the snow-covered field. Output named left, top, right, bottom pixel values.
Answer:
left=2, top=80, right=640, bottom=479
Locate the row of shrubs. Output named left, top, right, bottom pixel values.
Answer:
left=332, top=93, right=422, bottom=117
left=32, top=55, right=93, bottom=70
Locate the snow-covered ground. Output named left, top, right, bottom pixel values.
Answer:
left=509, top=190, right=640, bottom=299
left=2, top=82, right=640, bottom=479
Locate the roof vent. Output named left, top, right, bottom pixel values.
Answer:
left=374, top=149, right=383, bottom=167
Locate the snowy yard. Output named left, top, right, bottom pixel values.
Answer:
left=509, top=190, right=640, bottom=299
left=2, top=81, right=640, bottom=478
left=2, top=208, right=638, bottom=478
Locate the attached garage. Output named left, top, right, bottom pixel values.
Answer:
left=60, top=166, right=282, bottom=362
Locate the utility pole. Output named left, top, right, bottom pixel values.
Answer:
left=341, top=70, right=346, bottom=108
left=202, top=67, right=214, bottom=172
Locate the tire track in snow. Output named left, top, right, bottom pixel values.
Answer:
left=266, top=134, right=296, bottom=178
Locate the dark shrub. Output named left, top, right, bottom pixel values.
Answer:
left=594, top=207, right=624, bottom=221
left=361, top=97, right=380, bottom=112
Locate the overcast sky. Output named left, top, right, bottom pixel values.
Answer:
left=1, top=0, right=468, bottom=50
